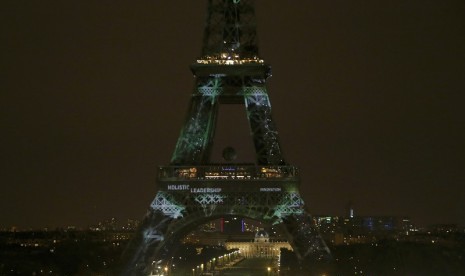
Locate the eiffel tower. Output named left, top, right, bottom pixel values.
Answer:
left=120, top=0, right=330, bottom=275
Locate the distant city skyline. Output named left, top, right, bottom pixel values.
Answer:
left=2, top=213, right=462, bottom=231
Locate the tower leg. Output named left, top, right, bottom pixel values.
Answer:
left=171, top=86, right=219, bottom=165
left=281, top=213, right=331, bottom=261
left=243, top=87, right=284, bottom=165
left=119, top=191, right=187, bottom=275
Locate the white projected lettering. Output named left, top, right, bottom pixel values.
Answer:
left=167, top=184, right=190, bottom=191
left=190, top=188, right=222, bottom=193
left=166, top=185, right=222, bottom=193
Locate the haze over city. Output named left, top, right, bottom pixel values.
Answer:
left=2, top=1, right=465, bottom=229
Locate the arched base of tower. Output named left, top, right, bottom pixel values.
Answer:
left=118, top=181, right=331, bottom=275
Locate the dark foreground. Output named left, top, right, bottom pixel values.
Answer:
left=1, top=231, right=465, bottom=275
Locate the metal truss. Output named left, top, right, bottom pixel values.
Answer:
left=243, top=85, right=285, bottom=165
left=195, top=193, right=225, bottom=216
left=171, top=72, right=285, bottom=165
left=202, top=0, right=258, bottom=59
left=150, top=191, right=185, bottom=219
left=271, top=192, right=305, bottom=220
left=170, top=76, right=222, bottom=164
left=121, top=188, right=331, bottom=275
left=171, top=0, right=283, bottom=165
left=120, top=0, right=330, bottom=275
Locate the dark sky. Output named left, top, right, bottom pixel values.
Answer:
left=1, top=1, right=464, bottom=229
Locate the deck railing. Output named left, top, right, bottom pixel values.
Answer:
left=157, top=165, right=299, bottom=181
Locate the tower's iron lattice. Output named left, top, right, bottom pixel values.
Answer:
left=120, top=1, right=330, bottom=275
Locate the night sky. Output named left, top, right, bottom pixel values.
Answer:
left=2, top=1, right=464, bottom=229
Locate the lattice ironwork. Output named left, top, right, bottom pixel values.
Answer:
left=121, top=179, right=331, bottom=275
left=243, top=86, right=284, bottom=165
left=150, top=192, right=185, bottom=219
left=170, top=78, right=221, bottom=164
left=201, top=0, right=258, bottom=60
left=120, top=1, right=330, bottom=275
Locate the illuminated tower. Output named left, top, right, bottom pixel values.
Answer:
left=120, top=1, right=330, bottom=274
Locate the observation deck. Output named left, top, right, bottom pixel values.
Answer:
left=191, top=51, right=270, bottom=75
left=157, top=165, right=300, bottom=193
left=158, top=165, right=298, bottom=181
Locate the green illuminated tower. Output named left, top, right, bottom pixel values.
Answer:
left=120, top=1, right=330, bottom=274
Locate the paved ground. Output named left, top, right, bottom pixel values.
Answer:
left=221, top=258, right=277, bottom=276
